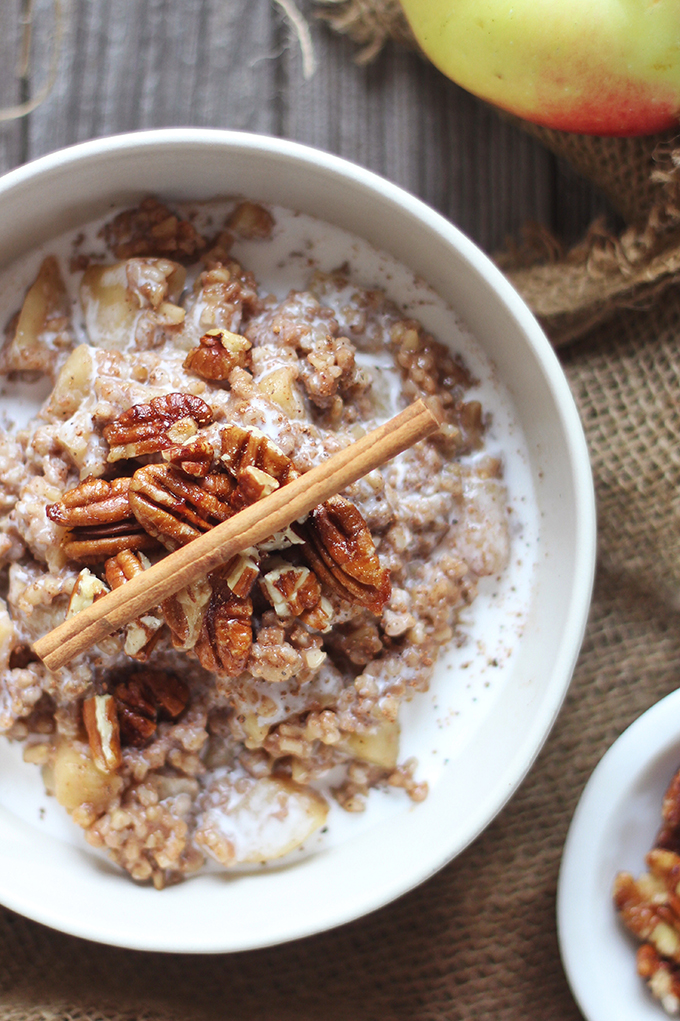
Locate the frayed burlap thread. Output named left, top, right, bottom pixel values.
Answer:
left=313, top=0, right=414, bottom=62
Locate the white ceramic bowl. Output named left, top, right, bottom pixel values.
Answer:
left=559, top=689, right=680, bottom=1021
left=0, top=129, right=595, bottom=952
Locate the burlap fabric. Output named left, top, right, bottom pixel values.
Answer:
left=3, top=8, right=680, bottom=1021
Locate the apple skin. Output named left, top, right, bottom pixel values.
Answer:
left=399, top=0, right=680, bottom=136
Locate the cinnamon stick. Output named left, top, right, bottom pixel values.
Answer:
left=33, top=398, right=441, bottom=672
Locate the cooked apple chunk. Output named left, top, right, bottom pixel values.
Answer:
left=81, top=258, right=185, bottom=351
left=195, top=776, right=328, bottom=866
left=3, top=255, right=74, bottom=376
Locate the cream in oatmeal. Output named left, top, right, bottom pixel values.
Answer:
left=0, top=197, right=519, bottom=886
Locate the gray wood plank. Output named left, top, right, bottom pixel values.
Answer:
left=0, top=0, right=31, bottom=176
left=281, top=3, right=608, bottom=252
left=0, top=0, right=612, bottom=255
left=26, top=0, right=278, bottom=151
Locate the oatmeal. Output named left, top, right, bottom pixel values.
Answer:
left=0, top=197, right=513, bottom=888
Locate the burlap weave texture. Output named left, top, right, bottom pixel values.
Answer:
left=2, top=5, right=680, bottom=1020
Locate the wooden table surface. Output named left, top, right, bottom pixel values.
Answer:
left=0, top=5, right=611, bottom=1018
left=0, top=0, right=610, bottom=257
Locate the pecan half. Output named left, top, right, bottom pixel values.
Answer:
left=129, top=463, right=234, bottom=550
left=104, top=550, right=164, bottom=660
left=48, top=476, right=158, bottom=564
left=103, top=392, right=213, bottom=463
left=83, top=694, right=122, bottom=773
left=112, top=669, right=189, bottom=747
left=193, top=573, right=252, bottom=676
left=113, top=677, right=157, bottom=746
left=183, top=328, right=251, bottom=381
left=299, top=495, right=391, bottom=615
left=61, top=524, right=158, bottom=565
left=47, top=476, right=132, bottom=528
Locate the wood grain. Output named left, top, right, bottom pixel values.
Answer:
left=0, top=0, right=611, bottom=254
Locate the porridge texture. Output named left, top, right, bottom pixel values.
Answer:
left=0, top=197, right=510, bottom=887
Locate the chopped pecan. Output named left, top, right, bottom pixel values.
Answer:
left=161, top=436, right=215, bottom=478
left=260, top=563, right=321, bottom=620
left=299, top=495, right=391, bottom=615
left=183, top=328, right=251, bottom=381
left=230, top=466, right=279, bottom=510
left=103, top=392, right=213, bottom=462
left=226, top=200, right=275, bottom=240
left=299, top=595, right=334, bottom=633
left=113, top=677, right=157, bottom=746
left=66, top=568, right=109, bottom=618
left=162, top=577, right=212, bottom=651
left=83, top=694, right=122, bottom=773
left=104, top=550, right=164, bottom=660
left=193, top=572, right=252, bottom=676
left=220, top=424, right=299, bottom=486
left=224, top=549, right=260, bottom=599
left=102, top=197, right=206, bottom=262
left=637, top=943, right=680, bottom=1014
left=129, top=463, right=234, bottom=550
left=112, top=669, right=189, bottom=747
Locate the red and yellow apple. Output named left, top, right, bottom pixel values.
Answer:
left=399, top=0, right=680, bottom=136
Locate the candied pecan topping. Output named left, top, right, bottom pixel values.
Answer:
left=183, top=328, right=251, bottom=382
left=637, top=943, right=680, bottom=1013
left=102, top=197, right=206, bottom=262
left=61, top=525, right=158, bottom=565
left=260, top=563, right=322, bottom=620
left=104, top=550, right=164, bottom=661
left=613, top=765, right=680, bottom=1011
left=83, top=694, right=122, bottom=773
left=230, top=466, right=279, bottom=510
left=220, top=424, right=299, bottom=485
left=193, top=572, right=252, bottom=677
left=161, top=577, right=212, bottom=652
left=129, top=464, right=234, bottom=550
left=161, top=436, right=215, bottom=478
left=46, top=476, right=132, bottom=528
left=47, top=476, right=159, bottom=564
left=66, top=568, right=109, bottom=618
left=103, top=392, right=214, bottom=463
left=111, top=669, right=189, bottom=747
left=299, top=495, right=391, bottom=615
left=223, top=550, right=260, bottom=599
left=652, top=763, right=680, bottom=855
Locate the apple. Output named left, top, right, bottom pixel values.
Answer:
left=399, top=0, right=680, bottom=136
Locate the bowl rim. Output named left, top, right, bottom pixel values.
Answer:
left=557, top=688, right=680, bottom=1021
left=0, top=128, right=596, bottom=952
